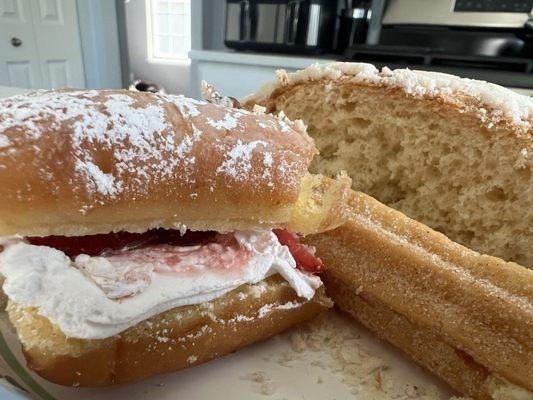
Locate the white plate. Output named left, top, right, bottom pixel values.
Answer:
left=0, top=311, right=453, bottom=400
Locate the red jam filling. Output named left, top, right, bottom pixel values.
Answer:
left=273, top=229, right=325, bottom=274
left=26, top=229, right=217, bottom=258
left=26, top=228, right=326, bottom=274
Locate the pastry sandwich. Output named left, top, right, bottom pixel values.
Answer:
left=0, top=89, right=348, bottom=386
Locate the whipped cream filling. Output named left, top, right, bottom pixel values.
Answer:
left=0, top=230, right=321, bottom=339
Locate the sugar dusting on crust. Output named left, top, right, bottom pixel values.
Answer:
left=75, top=160, right=123, bottom=197
left=245, top=62, right=533, bottom=129
left=206, top=109, right=245, bottom=130
left=217, top=139, right=268, bottom=181
left=354, top=201, right=533, bottom=311
left=0, top=89, right=315, bottom=215
left=0, top=90, right=183, bottom=202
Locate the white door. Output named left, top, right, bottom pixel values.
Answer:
left=0, top=0, right=85, bottom=89
left=28, top=0, right=85, bottom=88
left=0, top=0, right=43, bottom=88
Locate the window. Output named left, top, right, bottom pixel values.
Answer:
left=147, top=0, right=191, bottom=61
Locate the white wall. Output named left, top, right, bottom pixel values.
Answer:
left=124, top=0, right=190, bottom=95
left=77, top=0, right=123, bottom=89
left=201, top=0, right=226, bottom=50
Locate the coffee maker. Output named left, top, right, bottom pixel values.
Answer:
left=336, top=0, right=372, bottom=52
left=224, top=0, right=338, bottom=54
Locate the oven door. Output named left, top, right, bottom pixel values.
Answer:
left=225, top=0, right=252, bottom=48
left=383, top=0, right=532, bottom=29
left=253, top=0, right=309, bottom=46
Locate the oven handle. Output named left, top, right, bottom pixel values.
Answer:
left=286, top=0, right=301, bottom=44
left=240, top=0, right=251, bottom=41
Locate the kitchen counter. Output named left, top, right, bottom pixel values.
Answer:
left=190, top=50, right=533, bottom=98
left=189, top=50, right=338, bottom=99
left=190, top=49, right=335, bottom=70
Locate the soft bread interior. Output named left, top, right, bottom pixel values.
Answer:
left=304, top=190, right=533, bottom=396
left=7, top=275, right=331, bottom=386
left=250, top=81, right=533, bottom=268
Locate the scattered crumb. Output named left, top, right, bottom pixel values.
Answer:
left=311, top=359, right=325, bottom=369
left=375, top=369, right=383, bottom=391
left=277, top=351, right=295, bottom=367
left=240, top=371, right=276, bottom=396
left=186, top=355, right=197, bottom=364
left=276, top=313, right=443, bottom=400
left=485, top=376, right=533, bottom=400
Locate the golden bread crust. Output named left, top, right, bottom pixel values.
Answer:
left=304, top=190, right=533, bottom=395
left=0, top=89, right=316, bottom=236
left=325, top=275, right=492, bottom=399
left=244, top=62, right=533, bottom=133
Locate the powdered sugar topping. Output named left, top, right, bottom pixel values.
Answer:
left=217, top=139, right=268, bottom=180
left=0, top=89, right=315, bottom=220
left=75, top=160, right=123, bottom=197
left=165, top=93, right=202, bottom=117
left=246, top=62, right=533, bottom=128
left=207, top=111, right=240, bottom=130
left=0, top=134, right=10, bottom=149
left=0, top=90, right=202, bottom=203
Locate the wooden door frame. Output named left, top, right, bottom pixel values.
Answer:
left=76, top=0, right=129, bottom=89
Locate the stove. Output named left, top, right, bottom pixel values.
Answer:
left=343, top=0, right=533, bottom=90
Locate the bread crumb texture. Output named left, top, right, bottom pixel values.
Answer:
left=247, top=62, right=533, bottom=268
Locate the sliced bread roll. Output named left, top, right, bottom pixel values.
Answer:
left=304, top=189, right=533, bottom=399
left=0, top=89, right=348, bottom=387
left=0, top=89, right=317, bottom=237
left=245, top=63, right=533, bottom=268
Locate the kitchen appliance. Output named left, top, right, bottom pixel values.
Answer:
left=382, top=0, right=532, bottom=28
left=336, top=0, right=372, bottom=52
left=343, top=0, right=533, bottom=88
left=224, top=0, right=338, bottom=53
